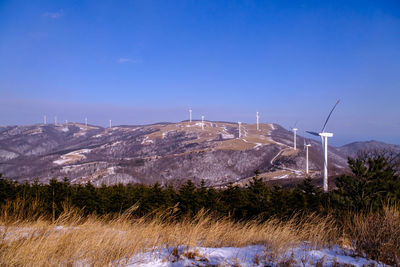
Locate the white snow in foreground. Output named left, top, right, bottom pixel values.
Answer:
left=125, top=244, right=382, bottom=267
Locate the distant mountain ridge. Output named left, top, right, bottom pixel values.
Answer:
left=0, top=122, right=398, bottom=186
left=336, top=140, right=400, bottom=158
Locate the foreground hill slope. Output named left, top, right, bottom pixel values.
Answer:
left=0, top=121, right=398, bottom=186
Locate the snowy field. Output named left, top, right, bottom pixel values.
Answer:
left=125, top=244, right=382, bottom=267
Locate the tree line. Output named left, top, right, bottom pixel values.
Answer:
left=1, top=151, right=399, bottom=221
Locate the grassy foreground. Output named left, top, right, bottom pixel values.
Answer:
left=1, top=205, right=400, bottom=266
left=0, top=207, right=341, bottom=266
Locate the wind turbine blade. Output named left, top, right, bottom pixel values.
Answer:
left=321, top=99, right=340, bottom=132
left=306, top=131, right=320, bottom=136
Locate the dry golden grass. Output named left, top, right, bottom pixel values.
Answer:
left=142, top=121, right=276, bottom=151
left=348, top=205, right=400, bottom=265
left=280, top=148, right=300, bottom=157
left=217, top=138, right=256, bottom=151
left=233, top=170, right=294, bottom=186
left=0, top=205, right=340, bottom=267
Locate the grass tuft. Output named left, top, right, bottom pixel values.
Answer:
left=349, top=205, right=400, bottom=265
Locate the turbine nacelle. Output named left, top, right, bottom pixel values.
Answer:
left=319, top=132, right=333, bottom=138
left=306, top=131, right=333, bottom=138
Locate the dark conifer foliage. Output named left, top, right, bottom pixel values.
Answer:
left=332, top=152, right=400, bottom=211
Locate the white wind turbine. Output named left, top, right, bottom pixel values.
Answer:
left=256, top=112, right=260, bottom=131
left=306, top=100, right=340, bottom=192
left=291, top=121, right=299, bottom=150
left=304, top=139, right=311, bottom=175
left=189, top=108, right=192, bottom=123
left=292, top=128, right=298, bottom=150
left=43, top=115, right=47, bottom=125
left=238, top=121, right=242, bottom=138
left=201, top=115, right=205, bottom=130
left=109, top=120, right=112, bottom=128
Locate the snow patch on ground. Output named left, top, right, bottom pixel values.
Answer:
left=254, top=143, right=263, bottom=149
left=273, top=174, right=289, bottom=180
left=53, top=149, right=91, bottom=165
left=220, top=126, right=235, bottom=139
left=0, top=149, right=19, bottom=160
left=73, top=131, right=87, bottom=137
left=0, top=225, right=73, bottom=244
left=141, top=136, right=154, bottom=144
left=221, top=133, right=235, bottom=139
left=125, top=244, right=382, bottom=267
left=281, top=166, right=303, bottom=175
left=111, top=141, right=122, bottom=147
left=107, top=166, right=116, bottom=175
left=25, top=128, right=43, bottom=135
left=162, top=131, right=171, bottom=139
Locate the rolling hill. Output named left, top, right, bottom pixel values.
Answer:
left=0, top=121, right=398, bottom=186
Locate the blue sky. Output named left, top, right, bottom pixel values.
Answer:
left=0, top=0, right=399, bottom=146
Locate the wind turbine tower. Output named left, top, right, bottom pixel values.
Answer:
left=256, top=112, right=260, bottom=131
left=304, top=140, right=311, bottom=175
left=54, top=116, right=57, bottom=126
left=109, top=120, right=112, bottom=128
left=85, top=117, right=88, bottom=127
left=238, top=121, right=242, bottom=138
left=292, top=128, right=298, bottom=150
left=201, top=116, right=204, bottom=130
left=44, top=115, right=47, bottom=125
left=306, top=100, right=340, bottom=192
left=189, top=109, right=192, bottom=123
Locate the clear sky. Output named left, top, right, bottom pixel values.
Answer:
left=1, top=0, right=399, bottom=146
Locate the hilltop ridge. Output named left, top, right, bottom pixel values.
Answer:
left=0, top=121, right=398, bottom=186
